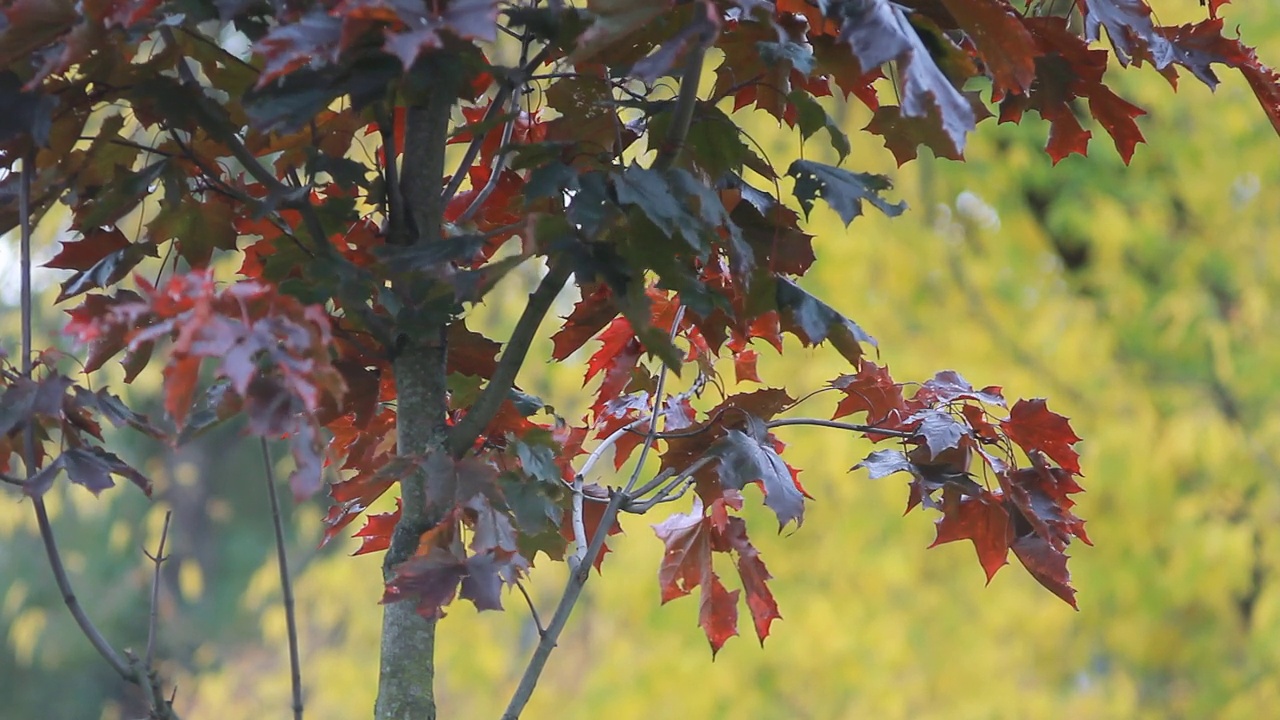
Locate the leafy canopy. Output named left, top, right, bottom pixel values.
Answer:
left=1, top=0, right=1276, bottom=657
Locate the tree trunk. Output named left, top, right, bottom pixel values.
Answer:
left=375, top=87, right=454, bottom=720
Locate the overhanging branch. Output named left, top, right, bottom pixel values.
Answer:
left=445, top=256, right=573, bottom=458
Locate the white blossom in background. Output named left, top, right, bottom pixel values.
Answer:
left=955, top=190, right=1001, bottom=232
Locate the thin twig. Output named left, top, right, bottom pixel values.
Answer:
left=261, top=439, right=304, bottom=720
left=571, top=416, right=649, bottom=564
left=144, top=511, right=172, bottom=669
left=441, top=47, right=551, bottom=206
left=131, top=644, right=186, bottom=719
left=623, top=305, right=685, bottom=495
left=765, top=417, right=914, bottom=438
left=624, top=473, right=700, bottom=514
left=457, top=18, right=532, bottom=226
left=500, top=489, right=626, bottom=720
left=514, top=580, right=545, bottom=638
left=20, top=148, right=135, bottom=683
left=577, top=417, right=651, bottom=485
left=0, top=472, right=25, bottom=486
left=441, top=95, right=509, bottom=204
left=625, top=467, right=677, bottom=500
left=453, top=113, right=516, bottom=224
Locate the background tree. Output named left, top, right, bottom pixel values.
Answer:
left=1, top=1, right=1277, bottom=718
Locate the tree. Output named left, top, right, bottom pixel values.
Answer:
left=1, top=1, right=1276, bottom=718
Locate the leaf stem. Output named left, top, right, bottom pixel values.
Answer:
left=514, top=579, right=545, bottom=638
left=623, top=305, right=684, bottom=495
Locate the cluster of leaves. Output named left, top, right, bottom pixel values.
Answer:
left=0, top=347, right=160, bottom=496
left=64, top=271, right=347, bottom=498
left=0, top=0, right=1276, bottom=661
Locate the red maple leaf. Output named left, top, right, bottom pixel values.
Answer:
left=45, top=228, right=131, bottom=271
left=831, top=360, right=907, bottom=430
left=584, top=317, right=643, bottom=416
left=550, top=285, right=618, bottom=361
left=653, top=500, right=741, bottom=655
left=1001, top=398, right=1083, bottom=474
left=929, top=488, right=1012, bottom=583
left=1011, top=533, right=1077, bottom=609
left=712, top=515, right=780, bottom=644
left=733, top=349, right=761, bottom=384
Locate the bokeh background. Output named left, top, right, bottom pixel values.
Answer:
left=3, top=3, right=1279, bottom=718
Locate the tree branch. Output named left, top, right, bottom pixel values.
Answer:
left=765, top=417, right=914, bottom=438
left=501, top=38, right=717, bottom=707
left=500, top=487, right=627, bottom=720
left=261, top=439, right=304, bottom=720
left=144, top=510, right=172, bottom=669
left=653, top=22, right=714, bottom=172
left=445, top=257, right=573, bottom=458
left=441, top=47, right=551, bottom=206
left=20, top=148, right=136, bottom=684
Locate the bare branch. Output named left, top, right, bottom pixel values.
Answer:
left=20, top=148, right=135, bottom=684
left=126, top=649, right=183, bottom=720
left=514, top=580, right=545, bottom=638
left=442, top=47, right=551, bottom=206
left=261, top=439, right=304, bottom=720
left=144, top=511, right=172, bottom=669
left=446, top=257, right=573, bottom=458
left=765, top=417, right=914, bottom=438
left=623, top=305, right=685, bottom=495
left=501, top=488, right=627, bottom=720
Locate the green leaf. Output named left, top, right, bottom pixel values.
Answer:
left=759, top=40, right=815, bottom=75
left=150, top=197, right=238, bottom=268
left=776, top=277, right=876, bottom=365
left=786, top=159, right=906, bottom=226
left=787, top=91, right=851, bottom=161
left=513, top=436, right=561, bottom=485
left=614, top=165, right=706, bottom=250
left=652, top=104, right=754, bottom=179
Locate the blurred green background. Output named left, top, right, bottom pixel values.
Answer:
left=4, top=3, right=1280, bottom=718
